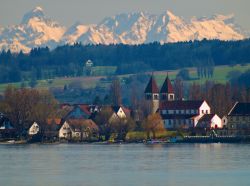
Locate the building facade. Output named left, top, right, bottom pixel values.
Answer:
left=227, top=102, right=250, bottom=135
left=144, top=75, right=222, bottom=130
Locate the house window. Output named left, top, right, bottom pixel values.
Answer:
left=169, top=95, right=174, bottom=100
left=202, top=110, right=204, bottom=114
left=206, top=110, right=208, bottom=114
left=153, top=94, right=159, bottom=100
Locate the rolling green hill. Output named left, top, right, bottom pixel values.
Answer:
left=1, top=64, right=250, bottom=94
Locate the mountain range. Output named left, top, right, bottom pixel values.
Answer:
left=0, top=6, right=247, bottom=53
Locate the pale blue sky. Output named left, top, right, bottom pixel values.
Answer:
left=0, top=0, right=249, bottom=30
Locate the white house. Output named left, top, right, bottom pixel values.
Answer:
left=85, top=60, right=93, bottom=67
left=196, top=114, right=222, bottom=129
left=59, top=121, right=72, bottom=140
left=28, top=122, right=40, bottom=135
left=108, top=106, right=130, bottom=124
left=59, top=119, right=99, bottom=140
left=160, top=100, right=211, bottom=129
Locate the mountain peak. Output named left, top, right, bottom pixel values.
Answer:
left=166, top=10, right=178, bottom=20
left=33, top=6, right=44, bottom=12
left=21, top=6, right=45, bottom=24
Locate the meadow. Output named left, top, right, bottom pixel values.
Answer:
left=1, top=64, right=250, bottom=94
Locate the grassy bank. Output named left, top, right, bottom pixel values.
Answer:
left=125, top=131, right=181, bottom=142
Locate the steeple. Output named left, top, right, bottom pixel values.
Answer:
left=144, top=75, right=159, bottom=94
left=144, top=75, right=160, bottom=113
left=160, top=75, right=175, bottom=101
left=160, top=75, right=174, bottom=94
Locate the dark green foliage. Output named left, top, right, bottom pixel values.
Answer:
left=177, top=69, right=190, bottom=80
left=0, top=39, right=250, bottom=83
left=230, top=70, right=250, bottom=88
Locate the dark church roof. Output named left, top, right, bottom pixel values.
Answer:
left=229, top=102, right=250, bottom=116
left=160, top=76, right=174, bottom=93
left=161, top=114, right=197, bottom=119
left=198, top=114, right=216, bottom=122
left=160, top=100, right=205, bottom=110
left=144, top=76, right=159, bottom=93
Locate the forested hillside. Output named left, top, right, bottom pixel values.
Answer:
left=0, top=39, right=250, bottom=83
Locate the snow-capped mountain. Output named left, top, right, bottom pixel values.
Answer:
left=0, top=6, right=66, bottom=53
left=0, top=7, right=246, bottom=53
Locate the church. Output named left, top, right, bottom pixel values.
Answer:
left=144, top=75, right=222, bottom=130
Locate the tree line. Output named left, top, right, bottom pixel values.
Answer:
left=0, top=39, right=250, bottom=83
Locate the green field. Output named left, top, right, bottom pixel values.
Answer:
left=154, top=64, right=250, bottom=85
left=91, top=66, right=117, bottom=76
left=0, top=64, right=250, bottom=94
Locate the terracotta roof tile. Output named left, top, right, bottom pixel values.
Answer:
left=160, top=76, right=174, bottom=93
left=144, top=76, right=159, bottom=93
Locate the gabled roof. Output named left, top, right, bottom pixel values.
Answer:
left=144, top=76, right=159, bottom=94
left=160, top=76, right=174, bottom=93
left=111, top=106, right=131, bottom=118
left=228, top=102, right=250, bottom=116
left=161, top=114, right=197, bottom=120
left=47, top=118, right=62, bottom=125
left=67, top=119, right=99, bottom=131
left=160, top=100, right=205, bottom=110
left=198, top=114, right=216, bottom=122
left=77, top=104, right=92, bottom=115
left=63, top=104, right=92, bottom=120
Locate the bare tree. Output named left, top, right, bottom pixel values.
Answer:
left=142, top=113, right=165, bottom=139
left=110, top=77, right=122, bottom=106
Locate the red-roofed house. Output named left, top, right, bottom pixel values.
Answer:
left=64, top=104, right=92, bottom=120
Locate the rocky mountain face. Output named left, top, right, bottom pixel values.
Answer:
left=0, top=7, right=246, bottom=53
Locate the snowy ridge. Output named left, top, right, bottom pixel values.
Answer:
left=0, top=7, right=247, bottom=53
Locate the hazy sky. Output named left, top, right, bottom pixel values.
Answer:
left=0, top=0, right=249, bottom=30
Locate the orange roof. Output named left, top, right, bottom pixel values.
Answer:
left=47, top=118, right=62, bottom=125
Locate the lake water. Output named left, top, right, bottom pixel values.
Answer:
left=0, top=143, right=250, bottom=186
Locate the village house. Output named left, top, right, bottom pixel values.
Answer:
left=59, top=119, right=98, bottom=141
left=227, top=102, right=250, bottom=136
left=196, top=114, right=222, bottom=129
left=63, top=104, right=100, bottom=121
left=108, top=106, right=131, bottom=124
left=28, top=122, right=40, bottom=136
left=144, top=75, right=221, bottom=130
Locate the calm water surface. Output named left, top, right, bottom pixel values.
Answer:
left=0, top=143, right=250, bottom=186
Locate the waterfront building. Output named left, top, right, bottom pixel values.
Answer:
left=227, top=102, right=250, bottom=135
left=28, top=122, right=40, bottom=135
left=59, top=119, right=98, bottom=141
left=144, top=75, right=222, bottom=130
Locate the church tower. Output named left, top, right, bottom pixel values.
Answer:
left=160, top=75, right=175, bottom=101
left=144, top=75, right=159, bottom=114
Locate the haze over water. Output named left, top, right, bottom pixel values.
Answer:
left=0, top=143, right=250, bottom=186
